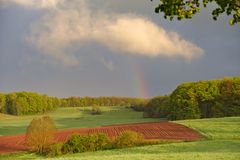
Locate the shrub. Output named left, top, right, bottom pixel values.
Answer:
left=62, top=133, right=110, bottom=154
left=25, top=116, right=56, bottom=154
left=114, top=130, right=144, bottom=148
left=90, top=133, right=112, bottom=150
left=47, top=143, right=63, bottom=157
left=91, top=106, right=102, bottom=115
left=62, top=134, right=84, bottom=154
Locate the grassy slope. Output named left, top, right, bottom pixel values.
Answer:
left=1, top=117, right=239, bottom=160
left=0, top=106, right=159, bottom=136
left=177, top=117, right=240, bottom=140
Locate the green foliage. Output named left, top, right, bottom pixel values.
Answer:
left=130, top=100, right=148, bottom=112
left=152, top=0, right=240, bottom=25
left=25, top=116, right=56, bottom=154
left=91, top=106, right=102, bottom=115
left=213, top=78, right=240, bottom=117
left=0, top=93, right=6, bottom=113
left=62, top=133, right=111, bottom=154
left=47, top=143, right=64, bottom=157
left=0, top=91, right=149, bottom=115
left=169, top=84, right=201, bottom=120
left=114, top=130, right=144, bottom=148
left=62, top=134, right=84, bottom=154
left=61, top=96, right=148, bottom=108
left=144, top=96, right=170, bottom=118
left=169, top=77, right=240, bottom=120
left=58, top=130, right=144, bottom=156
left=91, top=133, right=112, bottom=150
left=0, top=92, right=59, bottom=115
left=52, top=131, right=172, bottom=157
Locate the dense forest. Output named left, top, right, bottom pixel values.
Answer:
left=143, top=77, right=240, bottom=120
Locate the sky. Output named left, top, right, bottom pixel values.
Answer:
left=0, top=0, right=239, bottom=98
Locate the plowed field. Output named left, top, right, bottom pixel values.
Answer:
left=0, top=122, right=202, bottom=154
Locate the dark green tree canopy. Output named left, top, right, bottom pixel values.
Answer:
left=151, top=0, right=240, bottom=25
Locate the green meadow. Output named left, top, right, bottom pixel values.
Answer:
left=0, top=106, right=159, bottom=136
left=1, top=140, right=239, bottom=160
left=0, top=108, right=239, bottom=160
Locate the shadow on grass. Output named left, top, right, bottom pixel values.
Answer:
left=53, top=109, right=160, bottom=129
left=0, top=126, right=27, bottom=136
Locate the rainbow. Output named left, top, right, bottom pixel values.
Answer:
left=131, top=61, right=150, bottom=99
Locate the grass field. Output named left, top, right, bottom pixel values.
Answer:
left=0, top=106, right=159, bottom=136
left=0, top=108, right=239, bottom=160
left=1, top=140, right=239, bottom=160
left=177, top=117, right=240, bottom=140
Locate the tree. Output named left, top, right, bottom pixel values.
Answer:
left=151, top=0, right=240, bottom=25
left=91, top=106, right=102, bottom=115
left=169, top=77, right=240, bottom=120
left=144, top=96, right=170, bottom=118
left=0, top=94, right=6, bottom=113
left=25, top=116, right=56, bottom=154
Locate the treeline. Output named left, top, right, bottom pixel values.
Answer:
left=61, top=97, right=147, bottom=108
left=2, top=77, right=239, bottom=119
left=143, top=77, right=240, bottom=120
left=143, top=96, right=170, bottom=118
left=0, top=92, right=60, bottom=115
left=0, top=92, right=148, bottom=115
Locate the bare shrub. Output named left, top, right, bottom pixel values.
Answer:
left=25, top=116, right=56, bottom=154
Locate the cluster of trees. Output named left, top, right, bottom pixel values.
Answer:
left=0, top=92, right=148, bottom=115
left=60, top=97, right=147, bottom=108
left=143, top=96, right=170, bottom=118
left=144, top=77, right=240, bottom=120
left=169, top=77, right=240, bottom=120
left=0, top=92, right=60, bottom=115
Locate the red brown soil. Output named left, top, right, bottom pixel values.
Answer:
left=0, top=122, right=202, bottom=154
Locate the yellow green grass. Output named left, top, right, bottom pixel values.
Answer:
left=176, top=117, right=240, bottom=140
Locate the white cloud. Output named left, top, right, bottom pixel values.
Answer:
left=0, top=0, right=65, bottom=9
left=93, top=16, right=203, bottom=61
left=2, top=0, right=204, bottom=66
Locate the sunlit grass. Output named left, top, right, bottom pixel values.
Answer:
left=1, top=140, right=239, bottom=160
left=176, top=117, right=240, bottom=140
